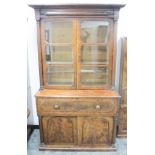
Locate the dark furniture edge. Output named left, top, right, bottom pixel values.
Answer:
left=27, top=125, right=39, bottom=141
left=28, top=4, right=126, bottom=9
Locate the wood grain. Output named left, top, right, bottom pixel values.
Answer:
left=36, top=89, right=120, bottom=98
left=42, top=116, right=77, bottom=144
left=79, top=117, right=113, bottom=145
left=37, top=97, right=118, bottom=115
left=117, top=37, right=127, bottom=137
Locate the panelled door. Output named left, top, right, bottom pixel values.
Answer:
left=42, top=116, right=77, bottom=145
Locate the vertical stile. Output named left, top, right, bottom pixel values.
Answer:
left=76, top=19, right=81, bottom=89
left=40, top=20, right=48, bottom=87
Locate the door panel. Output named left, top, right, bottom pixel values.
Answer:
left=80, top=20, right=110, bottom=44
left=46, top=66, right=74, bottom=86
left=78, top=117, right=113, bottom=145
left=44, top=20, right=73, bottom=43
left=80, top=66, right=109, bottom=87
left=45, top=45, right=73, bottom=64
left=42, top=116, right=77, bottom=145
left=81, top=45, right=109, bottom=64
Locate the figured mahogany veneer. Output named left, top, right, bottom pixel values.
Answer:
left=37, top=99, right=117, bottom=114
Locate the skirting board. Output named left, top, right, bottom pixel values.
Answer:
left=39, top=144, right=117, bottom=151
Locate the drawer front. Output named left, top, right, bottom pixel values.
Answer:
left=77, top=101, right=115, bottom=113
left=37, top=98, right=118, bottom=115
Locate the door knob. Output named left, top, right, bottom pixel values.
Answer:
left=54, top=104, right=60, bottom=109
left=96, top=105, right=101, bottom=109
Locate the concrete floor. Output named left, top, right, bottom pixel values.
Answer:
left=28, top=130, right=127, bottom=155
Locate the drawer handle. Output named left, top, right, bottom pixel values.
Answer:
left=54, top=104, right=60, bottom=109
left=96, top=105, right=101, bottom=109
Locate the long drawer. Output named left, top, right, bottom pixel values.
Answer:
left=36, top=98, right=118, bottom=115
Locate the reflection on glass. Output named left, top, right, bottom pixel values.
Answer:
left=80, top=21, right=109, bottom=43
left=80, top=67, right=108, bottom=86
left=47, top=66, right=74, bottom=85
left=44, top=21, right=73, bottom=43
left=81, top=45, right=108, bottom=64
left=45, top=46, right=73, bottom=64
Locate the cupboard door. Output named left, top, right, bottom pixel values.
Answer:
left=41, top=19, right=77, bottom=89
left=78, top=117, right=113, bottom=145
left=42, top=116, right=77, bottom=145
left=78, top=19, right=113, bottom=89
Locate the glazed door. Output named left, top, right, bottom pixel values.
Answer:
left=78, top=117, right=113, bottom=146
left=41, top=18, right=77, bottom=89
left=42, top=116, right=77, bottom=145
left=41, top=18, right=113, bottom=89
left=77, top=19, right=113, bottom=89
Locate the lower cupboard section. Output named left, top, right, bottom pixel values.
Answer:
left=41, top=116, right=115, bottom=148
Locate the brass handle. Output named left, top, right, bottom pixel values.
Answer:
left=54, top=104, right=60, bottom=109
left=96, top=105, right=101, bottom=109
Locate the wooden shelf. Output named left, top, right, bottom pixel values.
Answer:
left=36, top=89, right=120, bottom=98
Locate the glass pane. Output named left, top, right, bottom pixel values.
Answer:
left=44, top=21, right=73, bottom=43
left=81, top=45, right=108, bottom=64
left=45, top=46, right=73, bottom=64
left=80, top=21, right=110, bottom=43
left=46, top=66, right=74, bottom=85
left=80, top=67, right=109, bottom=86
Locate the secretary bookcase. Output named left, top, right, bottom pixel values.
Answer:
left=30, top=4, right=125, bottom=151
